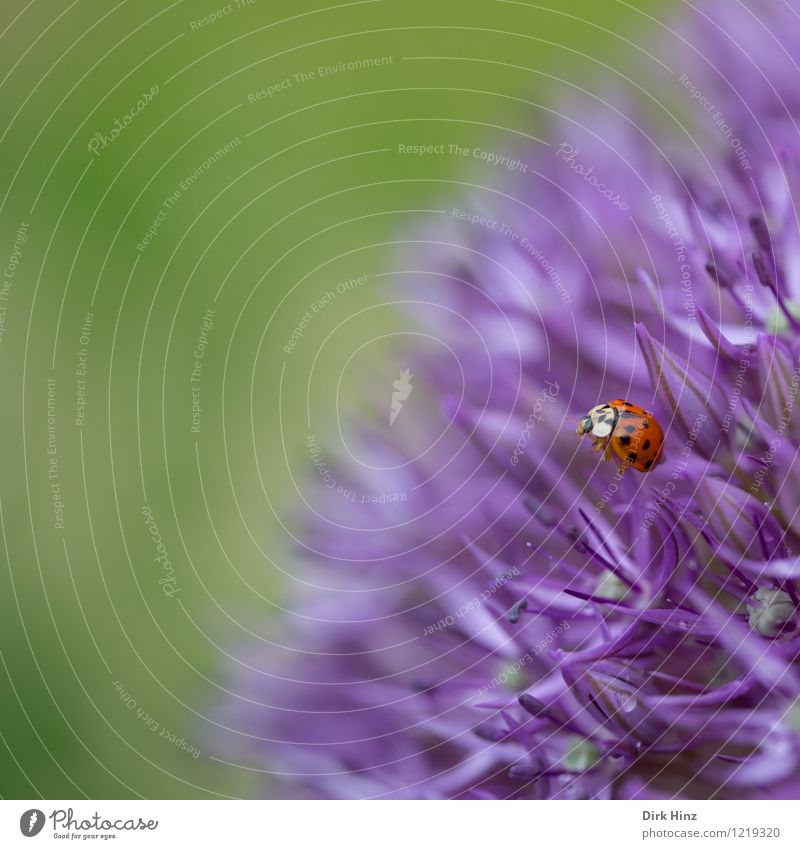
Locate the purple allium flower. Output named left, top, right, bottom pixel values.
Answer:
left=223, top=1, right=800, bottom=799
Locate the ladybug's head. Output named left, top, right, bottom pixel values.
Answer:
left=576, top=414, right=594, bottom=435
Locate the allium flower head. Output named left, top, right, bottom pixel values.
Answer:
left=224, top=1, right=800, bottom=799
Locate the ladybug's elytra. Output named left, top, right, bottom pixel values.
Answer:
left=576, top=399, right=664, bottom=474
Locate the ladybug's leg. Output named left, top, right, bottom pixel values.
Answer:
left=591, top=436, right=607, bottom=454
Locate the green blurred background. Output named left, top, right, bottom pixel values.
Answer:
left=0, top=0, right=668, bottom=798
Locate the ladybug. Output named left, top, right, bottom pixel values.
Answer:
left=576, top=399, right=664, bottom=474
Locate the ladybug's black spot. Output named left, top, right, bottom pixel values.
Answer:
left=619, top=435, right=631, bottom=446
left=627, top=452, right=637, bottom=463
left=642, top=421, right=650, bottom=429
left=625, top=425, right=636, bottom=434
left=642, top=440, right=651, bottom=451
left=644, top=459, right=653, bottom=470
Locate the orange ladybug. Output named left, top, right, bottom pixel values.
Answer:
left=576, top=399, right=664, bottom=474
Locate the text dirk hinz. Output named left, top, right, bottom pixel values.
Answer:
left=643, top=811, right=698, bottom=821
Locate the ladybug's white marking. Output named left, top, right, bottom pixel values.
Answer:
left=585, top=404, right=615, bottom=438
left=591, top=420, right=613, bottom=438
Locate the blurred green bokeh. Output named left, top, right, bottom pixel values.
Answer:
left=0, top=0, right=667, bottom=798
